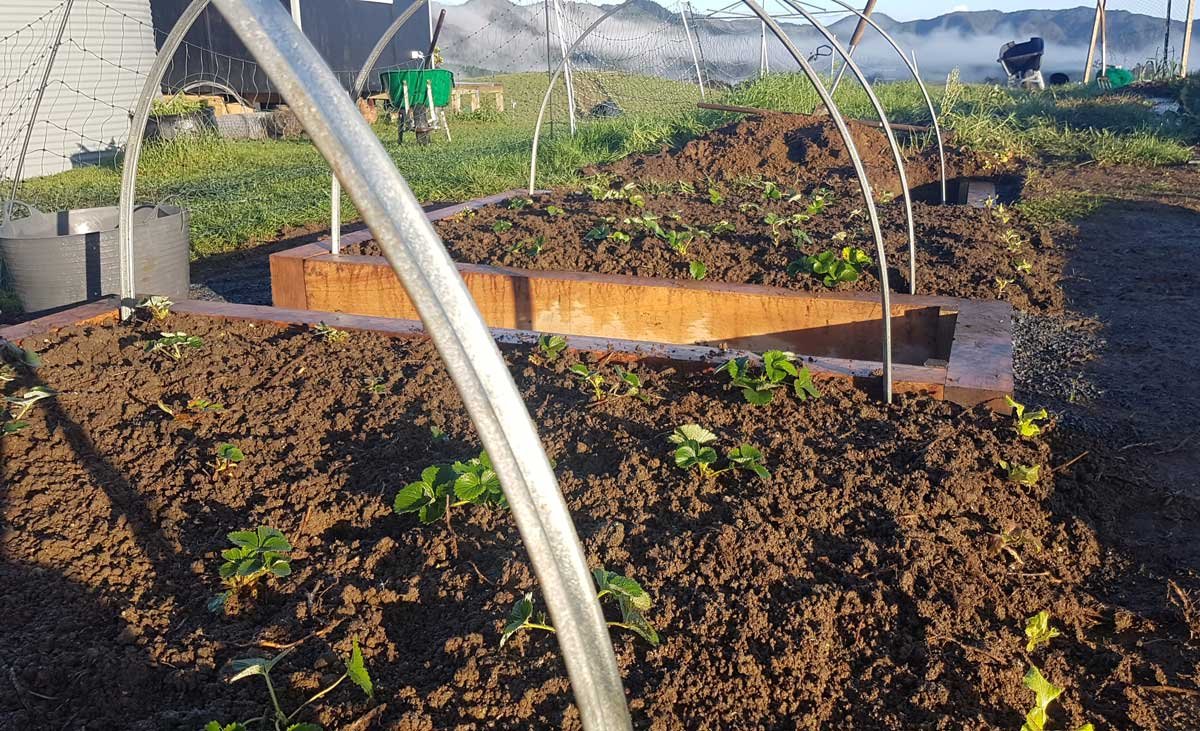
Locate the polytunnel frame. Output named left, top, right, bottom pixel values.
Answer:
left=117, top=1, right=634, bottom=729
left=527, top=0, right=895, bottom=402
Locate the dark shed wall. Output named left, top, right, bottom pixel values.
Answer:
left=150, top=0, right=431, bottom=99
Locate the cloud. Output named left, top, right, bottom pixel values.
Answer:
left=952, top=4, right=969, bottom=11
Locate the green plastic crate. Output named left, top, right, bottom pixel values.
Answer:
left=380, top=69, right=455, bottom=108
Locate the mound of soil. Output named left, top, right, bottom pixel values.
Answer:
left=598, top=113, right=992, bottom=198
left=2, top=314, right=1196, bottom=729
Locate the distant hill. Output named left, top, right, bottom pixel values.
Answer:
left=432, top=1, right=1193, bottom=82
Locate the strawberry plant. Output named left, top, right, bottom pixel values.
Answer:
left=1006, top=396, right=1049, bottom=438
left=500, top=567, right=659, bottom=647
left=662, top=229, right=694, bottom=256
left=5, top=386, right=55, bottom=420
left=708, top=186, right=723, bottom=205
left=212, top=442, right=245, bottom=477
left=626, top=214, right=665, bottom=238
left=393, top=451, right=508, bottom=525
left=762, top=180, right=783, bottom=201
left=1025, top=611, right=1061, bottom=652
left=145, top=332, right=203, bottom=360
left=314, top=322, right=348, bottom=344
left=688, top=260, right=707, bottom=280
left=510, top=235, right=545, bottom=257
left=668, top=424, right=770, bottom=480
left=711, top=220, right=736, bottom=235
left=717, top=351, right=821, bottom=404
left=507, top=196, right=532, bottom=210
left=570, top=363, right=606, bottom=402
left=533, top=334, right=567, bottom=364
left=491, top=219, right=513, bottom=234
left=1000, top=459, right=1041, bottom=486
left=545, top=205, right=564, bottom=217
left=209, top=526, right=291, bottom=613
left=215, top=637, right=372, bottom=731
left=792, top=247, right=871, bottom=287
left=613, top=365, right=653, bottom=403
left=137, top=295, right=174, bottom=321
left=584, top=223, right=613, bottom=242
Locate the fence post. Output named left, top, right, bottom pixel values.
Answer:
left=680, top=2, right=706, bottom=99
left=1183, top=0, right=1197, bottom=76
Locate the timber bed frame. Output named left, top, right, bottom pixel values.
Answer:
left=266, top=190, right=1013, bottom=412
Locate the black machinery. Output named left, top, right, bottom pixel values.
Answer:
left=999, top=37, right=1046, bottom=90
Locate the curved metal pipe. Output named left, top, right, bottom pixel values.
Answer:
left=779, top=0, right=917, bottom=295
left=330, top=0, right=429, bottom=252
left=529, top=0, right=893, bottom=401
left=118, top=0, right=212, bottom=314
left=208, top=0, right=633, bottom=728
left=799, top=0, right=946, bottom=206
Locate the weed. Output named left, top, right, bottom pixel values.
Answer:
left=1024, top=611, right=1061, bottom=653
left=1002, top=230, right=1025, bottom=252
left=5, top=386, right=55, bottom=420
left=678, top=180, right=695, bottom=194
left=492, top=219, right=513, bottom=234
left=138, top=295, right=174, bottom=321
left=738, top=201, right=761, bottom=214
left=215, top=637, right=372, bottom=731
left=792, top=247, right=871, bottom=287
left=501, top=567, right=659, bottom=647
left=762, top=180, right=783, bottom=201
left=1006, top=396, right=1049, bottom=438
left=1000, top=459, right=1041, bottom=486
left=393, top=451, right=507, bottom=525
left=363, top=377, right=388, bottom=395
left=145, top=332, right=203, bottom=360
left=668, top=424, right=769, bottom=480
left=986, top=524, right=1042, bottom=564
left=212, top=442, right=245, bottom=478
left=209, top=526, right=291, bottom=613
left=688, top=260, right=707, bottom=280
left=314, top=322, right=348, bottom=344
left=718, top=351, right=821, bottom=405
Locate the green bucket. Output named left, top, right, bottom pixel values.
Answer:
left=380, top=69, right=454, bottom=108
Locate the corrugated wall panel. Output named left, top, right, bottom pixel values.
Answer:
left=0, top=0, right=155, bottom=181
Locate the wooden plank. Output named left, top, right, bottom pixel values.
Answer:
left=943, top=300, right=1014, bottom=413
left=295, top=256, right=945, bottom=365
left=268, top=243, right=323, bottom=310
left=0, top=298, right=120, bottom=343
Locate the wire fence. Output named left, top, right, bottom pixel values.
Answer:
left=1103, top=1, right=1198, bottom=77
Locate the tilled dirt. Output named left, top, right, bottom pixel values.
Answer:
left=349, top=116, right=1059, bottom=313
left=2, top=314, right=1197, bottom=730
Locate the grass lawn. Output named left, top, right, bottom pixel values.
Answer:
left=2, top=71, right=1196, bottom=308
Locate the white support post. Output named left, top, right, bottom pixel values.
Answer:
left=680, top=2, right=706, bottom=99
left=1183, top=0, right=1196, bottom=77
left=551, top=0, right=577, bottom=135
left=1101, top=0, right=1108, bottom=73
left=1084, top=0, right=1102, bottom=83
left=759, top=20, right=768, bottom=77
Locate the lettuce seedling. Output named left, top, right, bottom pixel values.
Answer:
left=792, top=247, right=871, bottom=287
left=545, top=205, right=564, bottom=217
left=708, top=187, right=724, bottom=205
left=1024, top=611, right=1061, bottom=653
left=210, top=526, right=291, bottom=612
left=221, top=637, right=372, bottom=731
left=145, top=332, right=203, bottom=360
left=491, top=219, right=513, bottom=234
left=212, top=442, right=245, bottom=477
left=1020, top=665, right=1093, bottom=731
left=5, top=385, right=55, bottom=420
left=500, top=568, right=659, bottom=647
left=689, top=261, right=707, bottom=280
left=668, top=424, right=770, bottom=481
left=535, top=334, right=567, bottom=364
left=1006, top=396, right=1048, bottom=438
left=1000, top=459, right=1041, bottom=486
left=570, top=363, right=606, bottom=402
left=314, top=322, right=348, bottom=344
left=138, top=295, right=174, bottom=321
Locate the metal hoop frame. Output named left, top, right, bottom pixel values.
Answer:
left=528, top=0, right=894, bottom=402
left=118, top=1, right=632, bottom=728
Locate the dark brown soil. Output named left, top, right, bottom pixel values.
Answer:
left=349, top=115, right=1062, bottom=314
left=2, top=313, right=1198, bottom=730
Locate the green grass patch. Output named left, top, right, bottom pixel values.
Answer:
left=1017, top=190, right=1104, bottom=226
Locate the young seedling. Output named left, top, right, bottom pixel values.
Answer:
left=585, top=223, right=613, bottom=242
left=430, top=425, right=448, bottom=442
left=314, top=322, right=348, bottom=344
left=209, top=526, right=291, bottom=613
left=2, top=420, right=28, bottom=437
left=1006, top=396, right=1049, bottom=438
left=986, top=524, right=1042, bottom=565
left=1020, top=665, right=1094, bottom=731
left=569, top=363, right=606, bottom=402
left=1024, top=611, right=1061, bottom=653
left=4, top=386, right=55, bottom=420
left=1000, top=459, right=1041, bottom=486
left=626, top=214, right=665, bottom=238
left=717, top=351, right=820, bottom=404
left=677, top=180, right=696, bottom=195
left=1014, top=258, right=1033, bottom=274
left=212, top=442, right=245, bottom=478
left=545, top=205, right=564, bottom=217
left=1002, top=229, right=1025, bottom=252
left=363, top=377, right=388, bottom=395
left=609, top=230, right=632, bottom=244
left=510, top=235, right=545, bottom=257
left=688, top=260, right=707, bottom=280
left=533, top=334, right=567, bottom=364
left=792, top=247, right=871, bottom=287
left=0, top=363, right=17, bottom=384
left=613, top=366, right=653, bottom=404
left=491, top=219, right=513, bottom=234
left=393, top=451, right=508, bottom=526
left=995, top=276, right=1015, bottom=294
left=157, top=397, right=226, bottom=421
left=708, top=186, right=724, bottom=205
left=138, top=295, right=174, bottom=321
left=711, top=220, right=736, bottom=235
left=761, top=180, right=783, bottom=201
left=217, top=637, right=373, bottom=731
left=145, top=332, right=203, bottom=360
left=668, top=424, right=770, bottom=481
left=507, top=197, right=532, bottom=210
left=500, top=568, right=659, bottom=647
left=662, top=229, right=694, bottom=257
left=738, top=201, right=761, bottom=214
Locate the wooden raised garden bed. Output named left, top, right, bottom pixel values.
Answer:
left=270, top=193, right=1013, bottom=411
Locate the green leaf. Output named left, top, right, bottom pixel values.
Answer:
left=258, top=528, right=291, bottom=552
left=688, top=260, right=707, bottom=280
left=207, top=592, right=230, bottom=613
left=742, top=387, right=774, bottom=405
left=236, top=557, right=263, bottom=577
left=669, top=424, right=717, bottom=445
left=501, top=593, right=535, bottom=647
left=762, top=350, right=797, bottom=381
left=227, top=530, right=258, bottom=548
left=228, top=649, right=291, bottom=683
left=1024, top=611, right=1061, bottom=653
left=594, top=570, right=652, bottom=612
left=345, top=637, right=373, bottom=699
left=1024, top=665, right=1063, bottom=711
left=205, top=723, right=247, bottom=731
left=393, top=481, right=431, bottom=514
left=454, top=472, right=488, bottom=502
left=417, top=497, right=447, bottom=525
left=674, top=445, right=700, bottom=469
left=269, top=560, right=291, bottom=577
left=618, top=607, right=660, bottom=647
left=793, top=366, right=822, bottom=400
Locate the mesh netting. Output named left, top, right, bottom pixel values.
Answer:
left=1103, top=1, right=1198, bottom=76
